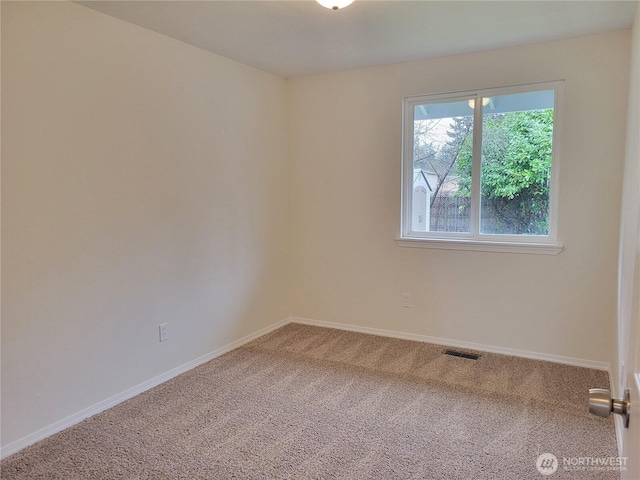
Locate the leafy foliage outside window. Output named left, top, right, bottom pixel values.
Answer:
left=454, top=109, right=554, bottom=235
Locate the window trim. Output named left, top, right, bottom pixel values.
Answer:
left=398, top=81, right=564, bottom=255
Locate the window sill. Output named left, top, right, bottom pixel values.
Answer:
left=395, top=237, right=564, bottom=255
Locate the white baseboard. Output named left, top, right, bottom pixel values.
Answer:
left=290, top=316, right=611, bottom=371
left=1, top=317, right=291, bottom=460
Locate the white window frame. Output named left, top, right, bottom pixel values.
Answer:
left=398, top=81, right=564, bottom=255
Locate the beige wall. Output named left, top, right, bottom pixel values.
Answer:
left=1, top=2, right=290, bottom=448
left=289, top=30, right=630, bottom=364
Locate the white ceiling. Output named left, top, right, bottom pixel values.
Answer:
left=78, top=0, right=637, bottom=78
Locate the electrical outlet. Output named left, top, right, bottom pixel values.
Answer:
left=402, top=293, right=411, bottom=308
left=159, top=323, right=168, bottom=342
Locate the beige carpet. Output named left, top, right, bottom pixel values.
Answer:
left=1, top=323, right=618, bottom=479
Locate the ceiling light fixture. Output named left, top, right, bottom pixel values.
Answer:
left=468, top=97, right=491, bottom=109
left=316, top=0, right=354, bottom=10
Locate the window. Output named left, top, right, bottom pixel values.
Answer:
left=399, top=82, right=563, bottom=254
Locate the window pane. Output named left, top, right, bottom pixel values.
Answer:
left=480, top=90, right=554, bottom=235
left=412, top=100, right=473, bottom=233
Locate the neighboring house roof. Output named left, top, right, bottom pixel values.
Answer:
left=439, top=176, right=460, bottom=196
left=414, top=169, right=461, bottom=196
